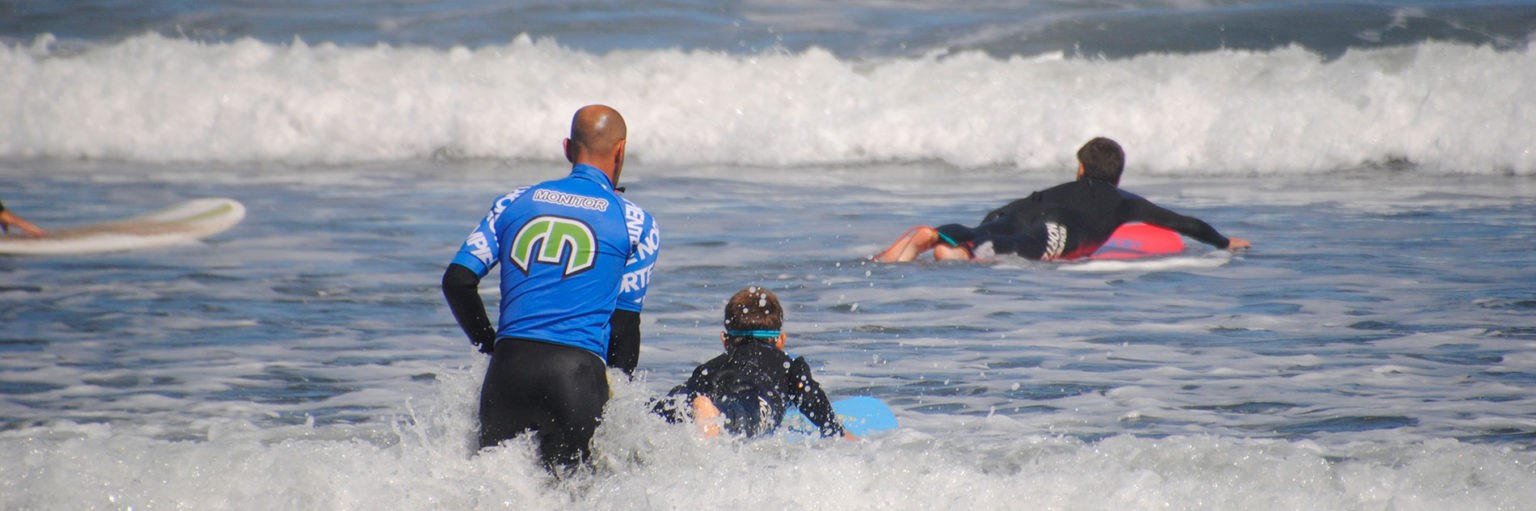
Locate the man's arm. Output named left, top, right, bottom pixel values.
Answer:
left=1121, top=198, right=1240, bottom=250
left=607, top=309, right=641, bottom=375
left=612, top=202, right=659, bottom=374
left=442, top=263, right=497, bottom=353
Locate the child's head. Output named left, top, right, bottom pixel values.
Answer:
left=722, top=286, right=784, bottom=350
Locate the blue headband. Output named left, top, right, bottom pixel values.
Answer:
left=725, top=329, right=781, bottom=339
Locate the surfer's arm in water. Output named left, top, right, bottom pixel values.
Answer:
left=442, top=263, right=497, bottom=353
left=787, top=357, right=856, bottom=440
left=1118, top=197, right=1250, bottom=251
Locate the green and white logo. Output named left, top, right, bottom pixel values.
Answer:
left=510, top=216, right=597, bottom=276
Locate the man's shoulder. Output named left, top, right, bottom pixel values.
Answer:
left=617, top=195, right=652, bottom=215
left=989, top=191, right=1048, bottom=215
left=1115, top=187, right=1148, bottom=202
left=1006, top=181, right=1075, bottom=203
left=1035, top=179, right=1129, bottom=202
left=618, top=196, right=659, bottom=238
left=496, top=185, right=534, bottom=202
left=1040, top=179, right=1098, bottom=195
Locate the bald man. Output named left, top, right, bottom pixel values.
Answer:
left=442, top=105, right=661, bottom=470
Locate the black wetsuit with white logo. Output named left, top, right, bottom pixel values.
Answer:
left=937, top=178, right=1233, bottom=261
left=654, top=342, right=844, bottom=438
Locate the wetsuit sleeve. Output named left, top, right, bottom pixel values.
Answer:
left=1120, top=197, right=1231, bottom=249
left=616, top=205, right=659, bottom=313
left=611, top=204, right=658, bottom=372
left=650, top=383, right=694, bottom=423
left=442, top=263, right=497, bottom=353
left=786, top=356, right=846, bottom=437
left=443, top=194, right=516, bottom=353
left=651, top=360, right=718, bottom=422
left=451, top=191, right=523, bottom=275
left=607, top=309, right=641, bottom=375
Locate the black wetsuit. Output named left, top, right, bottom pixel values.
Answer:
left=937, top=178, right=1232, bottom=260
left=654, top=342, right=845, bottom=438
left=477, top=338, right=609, bottom=468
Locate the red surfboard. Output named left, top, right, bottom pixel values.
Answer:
left=1089, top=223, right=1185, bottom=260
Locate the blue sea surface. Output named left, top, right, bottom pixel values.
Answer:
left=5, top=0, right=1533, bottom=57
left=1, top=1, right=1534, bottom=509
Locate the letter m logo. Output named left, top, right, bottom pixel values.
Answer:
left=509, top=216, right=598, bottom=276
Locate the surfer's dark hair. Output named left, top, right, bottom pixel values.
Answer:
left=723, top=286, right=783, bottom=346
left=1077, top=137, right=1125, bottom=185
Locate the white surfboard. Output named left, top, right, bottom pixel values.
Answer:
left=0, top=198, right=246, bottom=255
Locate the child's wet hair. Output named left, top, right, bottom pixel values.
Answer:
left=723, top=286, right=783, bottom=345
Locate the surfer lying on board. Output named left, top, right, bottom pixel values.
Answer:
left=653, top=286, right=856, bottom=440
left=0, top=199, right=46, bottom=237
left=873, top=137, right=1251, bottom=262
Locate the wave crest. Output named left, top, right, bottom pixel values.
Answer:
left=2, top=33, right=1532, bottom=174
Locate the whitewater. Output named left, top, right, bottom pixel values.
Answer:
left=2, top=32, right=1533, bottom=174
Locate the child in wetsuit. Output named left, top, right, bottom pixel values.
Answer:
left=653, top=286, right=852, bottom=439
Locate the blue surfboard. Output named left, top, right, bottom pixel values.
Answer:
left=782, top=396, right=898, bottom=437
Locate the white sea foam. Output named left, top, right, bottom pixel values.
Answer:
left=4, top=371, right=1534, bottom=511
left=2, top=33, right=1532, bottom=174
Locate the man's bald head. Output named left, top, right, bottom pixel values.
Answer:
left=569, top=105, right=626, bottom=156
left=564, top=105, right=628, bottom=183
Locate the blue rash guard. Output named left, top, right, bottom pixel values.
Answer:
left=449, top=164, right=660, bottom=359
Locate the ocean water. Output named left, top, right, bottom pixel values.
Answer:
left=2, top=1, right=1535, bottom=510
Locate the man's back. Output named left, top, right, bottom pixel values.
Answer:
left=981, top=179, right=1127, bottom=259
left=450, top=164, right=636, bottom=357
